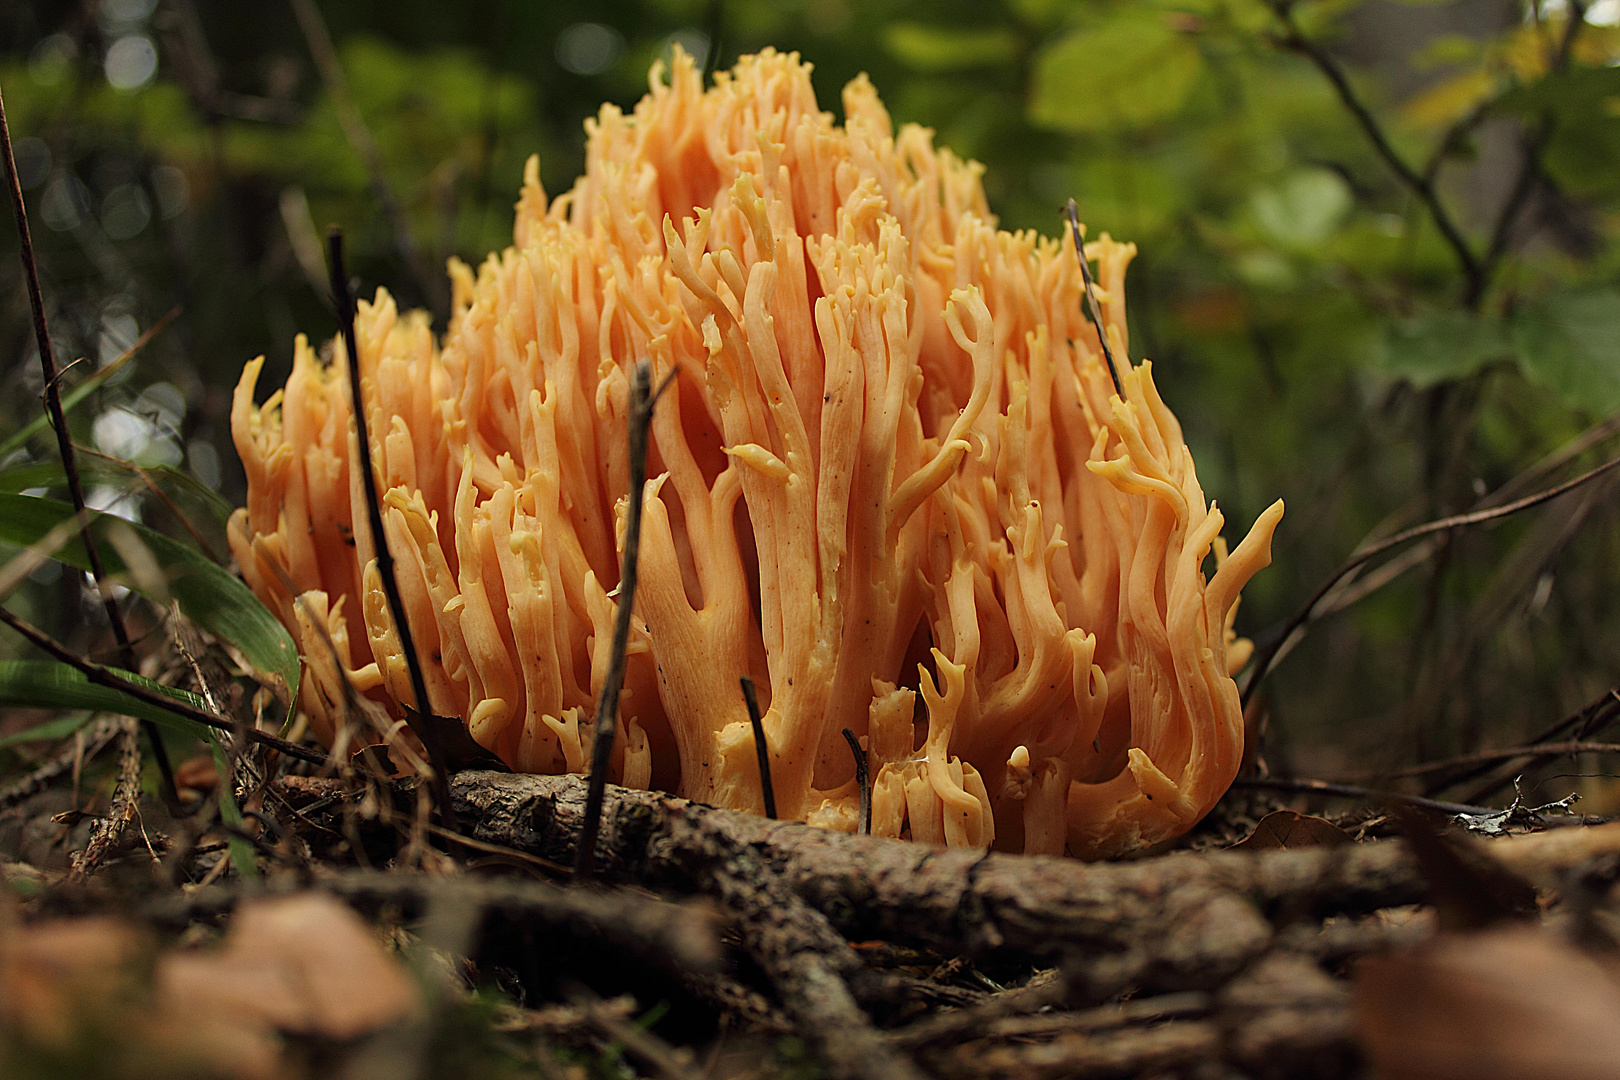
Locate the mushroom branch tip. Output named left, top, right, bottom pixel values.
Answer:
left=229, top=46, right=1283, bottom=858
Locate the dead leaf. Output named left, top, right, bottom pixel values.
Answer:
left=404, top=704, right=509, bottom=774
left=1453, top=777, right=1579, bottom=836
left=1231, top=810, right=1354, bottom=851
left=1355, top=927, right=1620, bottom=1080
left=158, top=892, right=424, bottom=1043
left=0, top=893, right=423, bottom=1080
left=174, top=754, right=219, bottom=793
left=0, top=915, right=147, bottom=1047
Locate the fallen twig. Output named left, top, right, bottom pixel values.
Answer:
left=0, top=604, right=327, bottom=764
left=0, top=715, right=121, bottom=810
left=740, top=676, right=775, bottom=819
left=577, top=360, right=666, bottom=880
left=67, top=717, right=142, bottom=880
left=1243, top=451, right=1620, bottom=708
left=452, top=771, right=1620, bottom=983
left=1064, top=199, right=1123, bottom=398
left=0, top=83, right=177, bottom=805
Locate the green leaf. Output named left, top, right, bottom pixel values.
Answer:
left=1511, top=290, right=1620, bottom=417
left=0, top=660, right=212, bottom=741
left=0, top=711, right=91, bottom=750
left=885, top=24, right=1020, bottom=72
left=1377, top=311, right=1511, bottom=387
left=210, top=734, right=260, bottom=880
left=0, top=458, right=234, bottom=535
left=1029, top=9, right=1204, bottom=133
left=0, top=494, right=299, bottom=700
left=1498, top=67, right=1620, bottom=200
left=1251, top=169, right=1352, bottom=248
left=144, top=464, right=237, bottom=530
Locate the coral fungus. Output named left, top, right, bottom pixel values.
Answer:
left=230, top=48, right=1284, bottom=857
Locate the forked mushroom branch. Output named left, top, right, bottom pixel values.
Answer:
left=230, top=48, right=1283, bottom=858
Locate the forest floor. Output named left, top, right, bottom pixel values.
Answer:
left=3, top=725, right=1620, bottom=1080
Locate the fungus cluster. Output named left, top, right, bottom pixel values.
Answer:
left=230, top=49, right=1283, bottom=857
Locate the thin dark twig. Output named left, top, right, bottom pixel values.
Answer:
left=0, top=83, right=177, bottom=805
left=1064, top=199, right=1124, bottom=398
left=0, top=716, right=121, bottom=810
left=1452, top=687, right=1620, bottom=803
left=739, top=676, right=776, bottom=819
left=1474, top=120, right=1553, bottom=306
left=289, top=0, right=445, bottom=317
left=842, top=727, right=870, bottom=836
left=1230, top=775, right=1494, bottom=817
left=1263, top=1, right=1482, bottom=300
left=1414, top=0, right=1580, bottom=204
left=328, top=230, right=460, bottom=827
left=1370, top=740, right=1620, bottom=782
left=577, top=359, right=660, bottom=880
left=1473, top=10, right=1581, bottom=305
left=0, top=604, right=327, bottom=764
left=1420, top=95, right=1493, bottom=188
left=1242, top=452, right=1620, bottom=707
left=69, top=717, right=143, bottom=879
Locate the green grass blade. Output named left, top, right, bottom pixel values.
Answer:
left=0, top=659, right=212, bottom=741
left=0, top=458, right=234, bottom=539
left=209, top=733, right=260, bottom=880
left=0, top=493, right=300, bottom=702
left=0, top=711, right=92, bottom=750
left=0, top=307, right=176, bottom=460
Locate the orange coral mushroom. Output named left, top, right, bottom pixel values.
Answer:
left=229, top=48, right=1283, bottom=858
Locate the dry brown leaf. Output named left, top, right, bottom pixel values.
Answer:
left=0, top=914, right=146, bottom=1047
left=157, top=892, right=424, bottom=1043
left=1355, top=927, right=1620, bottom=1080
left=1231, top=809, right=1354, bottom=851
left=0, top=891, right=424, bottom=1080
left=173, top=754, right=219, bottom=794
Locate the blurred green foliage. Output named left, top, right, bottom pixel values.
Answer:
left=2, top=0, right=1618, bottom=785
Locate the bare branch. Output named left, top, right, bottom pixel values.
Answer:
left=0, top=81, right=177, bottom=803
left=1472, top=9, right=1583, bottom=304
left=1242, top=451, right=1620, bottom=707
left=0, top=604, right=328, bottom=765
left=577, top=359, right=660, bottom=880
left=288, top=0, right=446, bottom=318
left=740, top=676, right=776, bottom=819
left=1064, top=199, right=1124, bottom=398
left=1263, top=1, right=1482, bottom=301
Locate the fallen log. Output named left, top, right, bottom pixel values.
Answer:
left=450, top=770, right=1620, bottom=989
